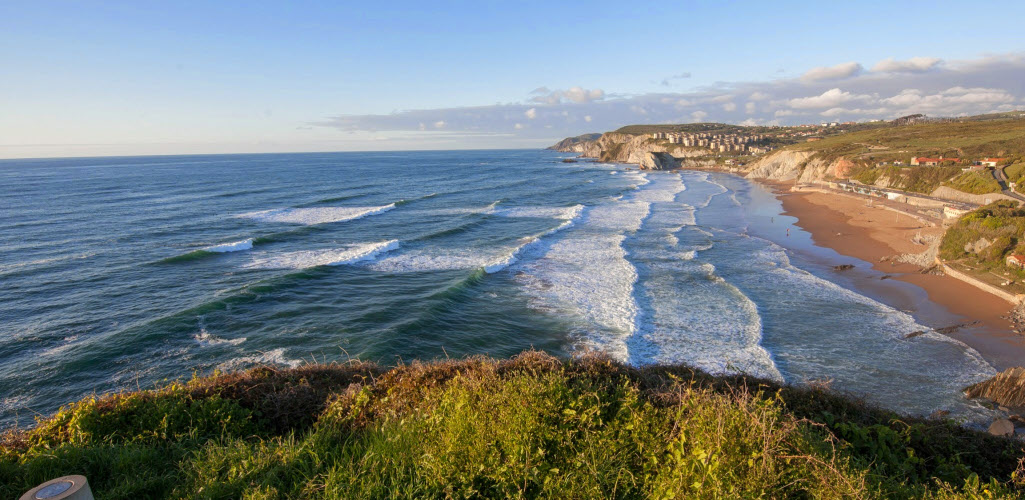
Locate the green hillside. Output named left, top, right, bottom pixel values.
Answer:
left=788, top=117, right=1025, bottom=164
left=3, top=352, right=1023, bottom=499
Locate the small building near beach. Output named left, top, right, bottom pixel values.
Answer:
left=1006, top=254, right=1025, bottom=269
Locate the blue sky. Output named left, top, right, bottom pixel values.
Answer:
left=3, top=1, right=1025, bottom=158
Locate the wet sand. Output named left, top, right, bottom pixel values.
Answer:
left=773, top=185, right=1025, bottom=370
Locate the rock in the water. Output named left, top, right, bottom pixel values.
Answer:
left=965, top=367, right=1025, bottom=409
left=929, top=409, right=951, bottom=419
left=988, top=418, right=1015, bottom=437
left=561, top=158, right=578, bottom=163
left=833, top=264, right=855, bottom=271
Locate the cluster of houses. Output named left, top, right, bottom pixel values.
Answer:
left=650, top=131, right=774, bottom=154
left=873, top=157, right=1011, bottom=171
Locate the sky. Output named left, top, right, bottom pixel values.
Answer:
left=3, top=1, right=1025, bottom=158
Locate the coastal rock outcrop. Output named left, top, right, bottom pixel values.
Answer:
left=547, top=133, right=602, bottom=153
left=551, top=132, right=707, bottom=168
left=743, top=151, right=815, bottom=181
left=965, top=366, right=1025, bottom=410
left=630, top=151, right=679, bottom=170
left=743, top=150, right=853, bottom=184
left=988, top=418, right=1015, bottom=437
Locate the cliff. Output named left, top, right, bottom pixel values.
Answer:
left=2, top=351, right=1022, bottom=498
left=550, top=132, right=713, bottom=170
left=966, top=367, right=1025, bottom=409
left=547, top=133, right=602, bottom=152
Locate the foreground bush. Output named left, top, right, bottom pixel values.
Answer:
left=2, top=351, right=1023, bottom=498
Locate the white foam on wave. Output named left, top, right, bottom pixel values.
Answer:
left=218, top=348, right=303, bottom=370
left=515, top=201, right=652, bottom=361
left=483, top=210, right=584, bottom=273
left=369, top=210, right=586, bottom=274
left=490, top=204, right=584, bottom=220
left=633, top=256, right=783, bottom=382
left=740, top=237, right=995, bottom=415
left=243, top=240, right=400, bottom=270
left=238, top=204, right=395, bottom=225
left=194, top=328, right=246, bottom=347
left=631, top=172, right=686, bottom=203
left=205, top=238, right=254, bottom=253
left=417, top=200, right=502, bottom=217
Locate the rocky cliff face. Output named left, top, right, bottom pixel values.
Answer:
left=742, top=150, right=857, bottom=184
left=550, top=133, right=845, bottom=181
left=551, top=132, right=715, bottom=170
left=547, top=133, right=602, bottom=152
left=965, top=367, right=1025, bottom=410
left=629, top=151, right=679, bottom=170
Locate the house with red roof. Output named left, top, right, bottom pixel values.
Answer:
left=1006, top=254, right=1025, bottom=269
left=910, top=156, right=960, bottom=166
left=978, top=158, right=1009, bottom=167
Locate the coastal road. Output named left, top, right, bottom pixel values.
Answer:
left=993, top=167, right=1025, bottom=202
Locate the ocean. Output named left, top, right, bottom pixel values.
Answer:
left=0, top=149, right=996, bottom=429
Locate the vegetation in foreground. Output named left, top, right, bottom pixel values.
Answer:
left=2, top=351, right=1024, bottom=499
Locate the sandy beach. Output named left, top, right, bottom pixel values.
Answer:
left=773, top=184, right=1025, bottom=369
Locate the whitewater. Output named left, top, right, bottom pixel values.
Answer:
left=0, top=150, right=996, bottom=429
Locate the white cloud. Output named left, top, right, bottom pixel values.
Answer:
left=530, top=86, right=605, bottom=105
left=722, top=102, right=737, bottom=112
left=801, top=62, right=863, bottom=82
left=316, top=53, right=1025, bottom=144
left=872, top=57, right=942, bottom=73
left=433, top=120, right=446, bottom=129
left=525, top=108, right=537, bottom=119
left=514, top=123, right=524, bottom=129
left=788, top=88, right=872, bottom=109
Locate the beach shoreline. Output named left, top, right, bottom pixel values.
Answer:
left=757, top=179, right=1025, bottom=370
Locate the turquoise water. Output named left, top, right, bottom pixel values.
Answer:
left=0, top=150, right=995, bottom=428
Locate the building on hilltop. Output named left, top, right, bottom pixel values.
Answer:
left=910, top=156, right=960, bottom=166
left=978, top=158, right=1008, bottom=167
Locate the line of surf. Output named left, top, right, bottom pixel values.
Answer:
left=242, top=240, right=400, bottom=270
left=237, top=203, right=396, bottom=226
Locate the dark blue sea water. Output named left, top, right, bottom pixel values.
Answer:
left=0, top=150, right=996, bottom=429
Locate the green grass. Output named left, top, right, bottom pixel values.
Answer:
left=946, top=171, right=1004, bottom=195
left=940, top=201, right=1025, bottom=275
left=846, top=165, right=963, bottom=194
left=3, top=352, right=1024, bottom=499
left=789, top=118, right=1025, bottom=162
left=1005, top=163, right=1025, bottom=186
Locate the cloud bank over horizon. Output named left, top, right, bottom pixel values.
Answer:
left=316, top=53, right=1025, bottom=147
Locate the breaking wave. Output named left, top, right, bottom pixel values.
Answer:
left=243, top=240, right=400, bottom=270
left=238, top=204, right=395, bottom=225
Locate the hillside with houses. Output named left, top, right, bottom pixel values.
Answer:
left=551, top=112, right=1025, bottom=204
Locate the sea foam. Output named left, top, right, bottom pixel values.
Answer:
left=204, top=238, right=254, bottom=253
left=238, top=204, right=395, bottom=225
left=243, top=240, right=400, bottom=270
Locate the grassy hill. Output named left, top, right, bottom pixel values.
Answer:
left=788, top=117, right=1025, bottom=164
left=3, top=352, right=1023, bottom=499
left=941, top=200, right=1025, bottom=281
